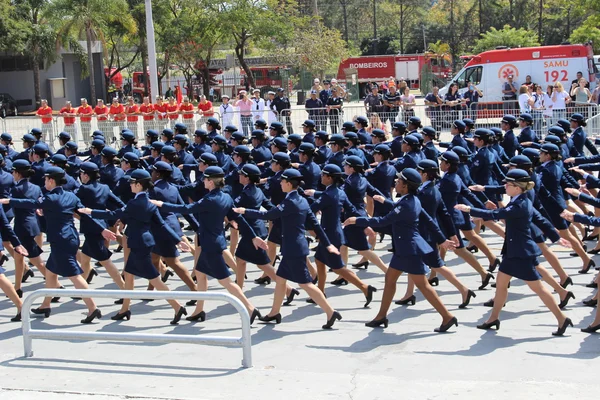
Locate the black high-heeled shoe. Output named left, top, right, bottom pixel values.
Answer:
left=186, top=300, right=197, bottom=306
left=581, top=323, right=600, bottom=333
left=114, top=245, right=123, bottom=253
left=467, top=245, right=479, bottom=254
left=250, top=309, right=261, bottom=324
left=254, top=276, right=271, bottom=285
left=477, top=319, right=500, bottom=330
left=579, top=259, right=595, bottom=274
left=560, top=277, right=573, bottom=289
left=161, top=270, right=174, bottom=283
left=86, top=268, right=99, bottom=284
left=458, top=290, right=477, bottom=309
left=428, top=276, right=439, bottom=286
left=114, top=299, right=124, bottom=305
left=11, top=312, right=21, bottom=322
left=586, top=280, right=598, bottom=288
left=272, top=255, right=281, bottom=268
left=312, top=276, right=318, bottom=285
left=51, top=286, right=65, bottom=303
left=558, top=291, right=575, bottom=310
left=483, top=299, right=506, bottom=307
left=364, top=285, right=377, bottom=308
left=488, top=258, right=500, bottom=273
left=378, top=232, right=385, bottom=243
left=583, top=298, right=598, bottom=307
left=479, top=273, right=495, bottom=290
left=95, top=261, right=102, bottom=267
left=365, top=317, right=388, bottom=328
left=306, top=293, right=327, bottom=304
left=0, top=253, right=9, bottom=266
left=583, top=234, right=599, bottom=241
left=322, top=311, right=342, bottom=329
left=192, top=274, right=197, bottom=283
left=434, top=316, right=458, bottom=333
left=259, top=313, right=282, bottom=324
left=552, top=318, right=573, bottom=336
left=31, top=307, right=51, bottom=318
left=283, top=288, right=300, bottom=306
left=491, top=281, right=510, bottom=289
left=111, top=310, right=131, bottom=320
left=395, top=295, right=416, bottom=306
left=186, top=311, right=206, bottom=322
left=587, top=248, right=600, bottom=255
left=571, top=244, right=588, bottom=257
left=170, top=307, right=187, bottom=325
left=16, top=289, right=23, bottom=299
left=331, top=277, right=348, bottom=286
left=21, top=269, right=34, bottom=283
left=81, top=309, right=102, bottom=324
left=352, top=261, right=369, bottom=270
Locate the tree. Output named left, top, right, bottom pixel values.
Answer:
left=472, top=25, right=540, bottom=53
left=48, top=0, right=136, bottom=105
left=293, top=20, right=348, bottom=79
left=570, top=25, right=600, bottom=53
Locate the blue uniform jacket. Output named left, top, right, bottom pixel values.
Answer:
left=75, top=181, right=125, bottom=233
left=298, top=160, right=321, bottom=190
left=234, top=184, right=274, bottom=239
left=10, top=179, right=41, bottom=237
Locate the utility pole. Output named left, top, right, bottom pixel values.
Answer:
left=422, top=25, right=427, bottom=52
left=373, top=0, right=377, bottom=42
left=144, top=0, right=159, bottom=100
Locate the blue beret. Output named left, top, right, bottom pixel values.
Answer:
left=451, top=146, right=468, bottom=157
left=421, top=126, right=437, bottom=137
left=344, top=132, right=358, bottom=141
left=22, top=134, right=36, bottom=142
left=272, top=137, right=287, bottom=149
left=570, top=113, right=585, bottom=123
left=93, top=130, right=104, bottom=137
left=232, top=145, right=251, bottom=155
left=315, top=130, right=329, bottom=140
left=397, top=167, right=421, bottom=184
left=440, top=150, right=460, bottom=164
left=44, top=166, right=65, bottom=177
left=272, top=152, right=291, bottom=163
left=509, top=155, right=532, bottom=166
left=150, top=141, right=165, bottom=151
left=251, top=130, right=266, bottom=140
left=556, top=119, right=571, bottom=133
left=462, top=118, right=474, bottom=127
left=355, top=116, right=368, bottom=125
left=162, top=128, right=174, bottom=138
left=231, top=132, right=246, bottom=142
left=392, top=121, right=407, bottom=130
left=224, top=125, right=238, bottom=132
left=30, top=128, right=42, bottom=136
left=146, top=129, right=159, bottom=138
left=501, top=115, right=517, bottom=124
left=210, top=135, right=227, bottom=145
left=206, top=117, right=220, bottom=127
left=453, top=120, right=466, bottom=130
left=522, top=148, right=540, bottom=160
left=33, top=143, right=49, bottom=153
left=254, top=119, right=267, bottom=128
left=287, top=134, right=302, bottom=144
left=373, top=144, right=391, bottom=154
left=58, top=132, right=71, bottom=140
left=544, top=135, right=561, bottom=145
left=322, top=164, right=342, bottom=175
left=540, top=143, right=560, bottom=154
left=371, top=129, right=386, bottom=138
left=270, top=121, right=284, bottom=131
left=174, top=122, right=187, bottom=131
left=344, top=155, right=364, bottom=168
left=408, top=116, right=422, bottom=126
left=518, top=113, right=533, bottom=123
left=121, top=131, right=136, bottom=141
left=328, top=134, right=347, bottom=144
left=548, top=126, right=566, bottom=137
left=1, top=133, right=12, bottom=143
left=298, top=143, right=315, bottom=153
left=194, top=129, right=208, bottom=137
left=174, top=134, right=188, bottom=143
left=473, top=128, right=492, bottom=139
left=65, top=141, right=78, bottom=150
left=50, top=154, right=67, bottom=164
left=403, top=134, right=419, bottom=145
left=302, top=119, right=316, bottom=128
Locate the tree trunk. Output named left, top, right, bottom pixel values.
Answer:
left=235, top=37, right=255, bottom=88
left=32, top=46, right=41, bottom=108
left=340, top=1, right=349, bottom=43
left=538, top=0, right=543, bottom=43
left=86, top=25, right=96, bottom=106
left=479, top=0, right=483, bottom=34
left=399, top=4, right=404, bottom=54
left=141, top=38, right=149, bottom=97
left=312, top=0, right=318, bottom=16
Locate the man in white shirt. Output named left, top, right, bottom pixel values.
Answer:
left=251, top=89, right=265, bottom=122
left=265, top=91, right=278, bottom=124
left=219, top=94, right=234, bottom=127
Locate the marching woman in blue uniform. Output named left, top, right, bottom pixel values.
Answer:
left=569, top=113, right=588, bottom=157
left=393, top=134, right=423, bottom=171
left=210, top=135, right=234, bottom=174
left=500, top=115, right=519, bottom=158
left=293, top=143, right=321, bottom=190
left=117, top=130, right=141, bottom=158
left=0, top=205, right=28, bottom=321
left=2, top=167, right=112, bottom=323
left=151, top=166, right=263, bottom=323
left=79, top=169, right=190, bottom=324
left=235, top=169, right=343, bottom=329
left=75, top=162, right=125, bottom=290
left=456, top=169, right=573, bottom=336
left=344, top=168, right=457, bottom=332
left=438, top=120, right=470, bottom=153
left=326, top=134, right=347, bottom=168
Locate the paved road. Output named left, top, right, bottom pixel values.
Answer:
left=0, top=226, right=598, bottom=399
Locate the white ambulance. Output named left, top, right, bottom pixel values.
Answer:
left=439, top=43, right=597, bottom=104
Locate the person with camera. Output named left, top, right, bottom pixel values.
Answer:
left=234, top=90, right=253, bottom=136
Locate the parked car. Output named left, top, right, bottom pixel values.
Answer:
left=0, top=93, right=18, bottom=117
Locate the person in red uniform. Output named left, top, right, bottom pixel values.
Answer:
left=166, top=96, right=179, bottom=127
left=179, top=96, right=195, bottom=129
left=197, top=95, right=214, bottom=128
left=154, top=96, right=167, bottom=130
left=59, top=101, right=77, bottom=138
left=139, top=96, right=155, bottom=133
left=125, top=96, right=139, bottom=138
left=36, top=99, right=53, bottom=143
left=109, top=98, right=126, bottom=133
left=77, top=98, right=93, bottom=145
left=94, top=99, right=109, bottom=134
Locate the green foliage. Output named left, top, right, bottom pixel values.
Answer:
left=472, top=25, right=540, bottom=53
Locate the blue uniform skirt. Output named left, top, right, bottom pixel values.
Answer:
left=390, top=254, right=428, bottom=275
left=125, top=246, right=160, bottom=280
left=46, top=239, right=82, bottom=277
left=499, top=256, right=541, bottom=281
left=277, top=256, right=312, bottom=284
left=151, top=238, right=180, bottom=258
left=196, top=251, right=230, bottom=280
left=235, top=236, right=270, bottom=266
left=343, top=225, right=370, bottom=251
left=422, top=244, right=445, bottom=269
left=314, top=243, right=345, bottom=270
left=267, top=219, right=282, bottom=245
left=81, top=234, right=112, bottom=262
left=18, top=234, right=43, bottom=259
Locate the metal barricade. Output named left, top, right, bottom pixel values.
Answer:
left=21, top=288, right=253, bottom=368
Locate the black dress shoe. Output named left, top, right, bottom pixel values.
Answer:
left=378, top=232, right=386, bottom=243
left=186, top=311, right=206, bottom=322
left=395, top=295, right=416, bottom=306
left=10, top=312, right=21, bottom=322
left=16, top=289, right=23, bottom=298
left=111, top=310, right=131, bottom=320
left=95, top=261, right=102, bottom=267
left=186, top=300, right=197, bottom=306
left=365, top=317, right=388, bottom=328
left=477, top=319, right=500, bottom=330
left=250, top=309, right=261, bottom=324
left=352, top=261, right=369, bottom=270
left=428, top=276, right=439, bottom=286
left=458, top=290, right=477, bottom=309
left=283, top=288, right=300, bottom=306
left=586, top=280, right=598, bottom=288
left=583, top=234, right=599, bottom=241
left=114, top=245, right=123, bottom=253
left=170, top=307, right=187, bottom=325
left=161, top=270, right=174, bottom=283
left=0, top=253, right=8, bottom=266
left=571, top=244, right=588, bottom=257
left=581, top=323, right=600, bottom=333
left=364, top=285, right=377, bottom=308
left=587, top=248, right=600, bottom=255
left=488, top=258, right=501, bottom=273
left=491, top=281, right=510, bottom=289
left=583, top=298, right=598, bottom=307
left=434, top=316, right=458, bottom=333
left=259, top=313, right=282, bottom=324
left=483, top=299, right=494, bottom=307
left=51, top=286, right=65, bottom=303
left=21, top=269, right=34, bottom=283
left=560, top=277, right=573, bottom=289
left=558, top=291, right=575, bottom=310
left=479, top=273, right=495, bottom=290
left=312, top=276, right=318, bottom=285
left=31, top=307, right=51, bottom=318
left=114, top=299, right=124, bottom=305
left=322, top=311, right=342, bottom=329
left=254, top=276, right=271, bottom=285
left=331, top=277, right=348, bottom=286
left=81, top=309, right=102, bottom=324
left=86, top=268, right=99, bottom=284
left=579, top=259, right=596, bottom=274
left=552, top=318, right=573, bottom=336
left=467, top=245, right=479, bottom=253
left=273, top=255, right=281, bottom=268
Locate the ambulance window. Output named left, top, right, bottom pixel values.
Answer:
left=456, top=66, right=482, bottom=88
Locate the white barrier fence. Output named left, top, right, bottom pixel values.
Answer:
left=21, top=289, right=253, bottom=368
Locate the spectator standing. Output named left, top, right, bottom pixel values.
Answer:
left=444, top=82, right=464, bottom=122
left=502, top=74, right=518, bottom=111
left=59, top=101, right=77, bottom=138
left=325, top=87, right=343, bottom=133
left=109, top=98, right=126, bottom=129
left=463, top=80, right=483, bottom=121
left=94, top=99, right=109, bottom=133
left=139, top=97, right=155, bottom=134
left=77, top=98, right=93, bottom=145
left=570, top=71, right=589, bottom=102
left=154, top=96, right=167, bottom=130
left=543, top=85, right=554, bottom=125
left=570, top=77, right=592, bottom=117
left=367, top=113, right=388, bottom=137
left=364, top=84, right=384, bottom=116
left=197, top=95, right=214, bottom=128
left=125, top=96, right=139, bottom=137
left=311, top=78, right=322, bottom=93
left=234, top=90, right=253, bottom=135
left=523, top=75, right=533, bottom=88
left=305, top=90, right=324, bottom=130
left=532, top=85, right=546, bottom=135
left=551, top=82, right=570, bottom=122
left=382, top=85, right=400, bottom=125
left=251, top=89, right=265, bottom=123
left=591, top=78, right=600, bottom=105
left=271, top=88, right=293, bottom=134
left=424, top=86, right=444, bottom=132
left=518, top=85, right=534, bottom=113
left=36, top=99, right=54, bottom=143
left=165, top=87, right=174, bottom=99
left=265, top=91, right=278, bottom=124
left=399, top=86, right=416, bottom=123
left=330, top=78, right=346, bottom=100
left=319, top=81, right=332, bottom=130
left=165, top=97, right=180, bottom=128
left=219, top=95, right=234, bottom=128
left=179, top=96, right=195, bottom=128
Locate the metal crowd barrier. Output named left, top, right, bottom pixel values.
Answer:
left=21, top=288, right=253, bottom=368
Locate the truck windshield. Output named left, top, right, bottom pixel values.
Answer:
left=454, top=66, right=482, bottom=88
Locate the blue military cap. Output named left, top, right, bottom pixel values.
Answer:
left=371, top=129, right=386, bottom=138
left=421, top=126, right=437, bottom=138
left=162, top=128, right=174, bottom=138
left=93, top=130, right=104, bottom=137
left=556, top=119, right=572, bottom=133
left=463, top=118, right=475, bottom=127
left=92, top=134, right=105, bottom=141
left=210, top=135, right=227, bottom=146
left=397, top=167, right=421, bottom=184
left=315, top=130, right=329, bottom=140
left=240, top=164, right=261, bottom=177
left=194, top=129, right=209, bottom=137
left=121, top=131, right=136, bottom=141
left=49, top=154, right=67, bottom=165
left=277, top=88, right=285, bottom=92
left=269, top=121, right=284, bottom=131
left=310, top=89, right=318, bottom=94
left=322, top=164, right=343, bottom=176
left=232, top=145, right=251, bottom=155
left=451, top=146, right=469, bottom=158
left=65, top=141, right=78, bottom=150
left=503, top=168, right=532, bottom=183
left=417, top=159, right=439, bottom=171
left=403, top=134, right=419, bottom=145
left=33, top=143, right=49, bottom=154
left=540, top=143, right=560, bottom=154
left=518, top=113, right=533, bottom=123
left=548, top=126, right=566, bottom=137
left=473, top=128, right=492, bottom=139
left=44, top=166, right=65, bottom=178
left=392, top=121, right=407, bottom=131
left=22, top=133, right=36, bottom=142
left=287, top=134, right=302, bottom=144
left=341, top=121, right=356, bottom=132
left=129, top=169, right=152, bottom=183
left=152, top=161, right=173, bottom=172
left=231, top=131, right=246, bottom=142
left=224, top=125, right=238, bottom=132
left=161, top=145, right=176, bottom=155
left=440, top=150, right=460, bottom=164
left=570, top=113, right=586, bottom=125
left=344, top=155, right=364, bottom=169
left=501, top=115, right=517, bottom=126
left=30, top=128, right=43, bottom=137
left=272, top=152, right=291, bottom=164
left=174, top=134, right=188, bottom=143
left=150, top=141, right=165, bottom=152
left=281, top=168, right=303, bottom=181
left=122, top=152, right=140, bottom=163
left=101, top=147, right=118, bottom=157
left=298, top=142, right=315, bottom=154
left=199, top=152, right=218, bottom=165
left=544, top=135, right=561, bottom=145
left=58, top=131, right=71, bottom=140
left=121, top=128, right=133, bottom=135
left=509, top=155, right=532, bottom=167
left=91, top=139, right=105, bottom=148
left=344, top=132, right=359, bottom=142
left=80, top=161, right=99, bottom=173
left=1, top=133, right=12, bottom=143
left=204, top=166, right=225, bottom=178
left=373, top=144, right=391, bottom=155
left=271, top=137, right=288, bottom=150
left=355, top=116, right=368, bottom=126
left=251, top=130, right=266, bottom=140
left=254, top=119, right=267, bottom=129
left=328, top=134, right=347, bottom=144
left=302, top=119, right=316, bottom=128
left=490, top=127, right=503, bottom=137
left=206, top=117, right=220, bottom=128
left=452, top=120, right=466, bottom=131
left=174, top=122, right=188, bottom=131
left=408, top=116, right=422, bottom=127
left=0, top=144, right=6, bottom=153
left=146, top=129, right=159, bottom=139
left=412, top=131, right=424, bottom=143
left=522, top=148, right=540, bottom=161
left=12, top=159, right=31, bottom=170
